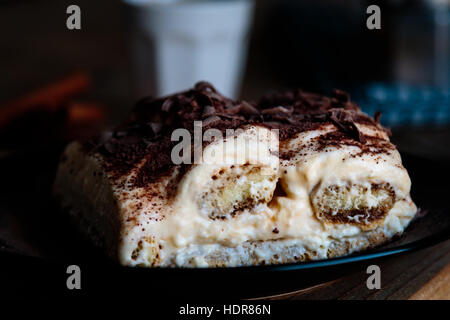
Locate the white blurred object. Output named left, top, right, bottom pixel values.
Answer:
left=123, top=0, right=254, bottom=99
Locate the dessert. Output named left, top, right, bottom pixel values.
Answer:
left=53, top=82, right=417, bottom=267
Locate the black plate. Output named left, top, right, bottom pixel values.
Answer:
left=0, top=150, right=449, bottom=298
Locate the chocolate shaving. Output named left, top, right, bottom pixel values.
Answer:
left=261, top=106, right=294, bottom=115
left=161, top=98, right=173, bottom=112
left=202, top=115, right=221, bottom=127
left=149, top=122, right=162, bottom=135
left=215, top=112, right=246, bottom=120
left=202, top=105, right=216, bottom=118
left=327, top=109, right=366, bottom=143
left=333, top=89, right=350, bottom=102
left=85, top=82, right=385, bottom=186
left=194, top=81, right=217, bottom=93
left=372, top=111, right=392, bottom=137
left=374, top=111, right=382, bottom=124
left=224, top=101, right=260, bottom=116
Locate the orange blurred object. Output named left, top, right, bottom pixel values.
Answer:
left=0, top=72, right=91, bottom=129
left=67, top=101, right=105, bottom=123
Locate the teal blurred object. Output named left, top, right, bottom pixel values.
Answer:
left=354, top=83, right=450, bottom=127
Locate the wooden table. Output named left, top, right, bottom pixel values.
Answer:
left=259, top=240, right=450, bottom=300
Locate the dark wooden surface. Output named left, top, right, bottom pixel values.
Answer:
left=257, top=240, right=450, bottom=300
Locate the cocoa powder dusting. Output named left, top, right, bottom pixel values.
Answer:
left=83, top=82, right=388, bottom=186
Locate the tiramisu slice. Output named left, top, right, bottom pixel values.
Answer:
left=54, top=82, right=417, bottom=267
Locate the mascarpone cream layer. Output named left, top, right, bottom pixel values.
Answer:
left=111, top=124, right=416, bottom=266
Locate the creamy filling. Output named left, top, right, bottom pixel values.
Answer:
left=119, top=124, right=417, bottom=266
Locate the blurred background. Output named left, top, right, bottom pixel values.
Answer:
left=0, top=0, right=449, bottom=159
